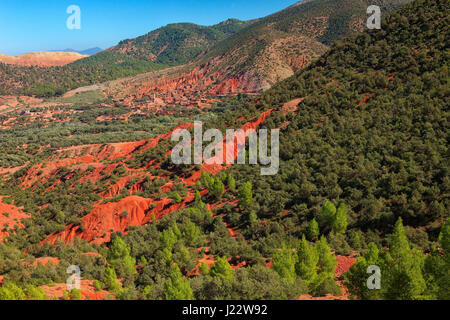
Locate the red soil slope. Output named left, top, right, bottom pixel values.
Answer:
left=40, top=279, right=110, bottom=300
left=39, top=111, right=271, bottom=245
left=0, top=196, right=29, bottom=240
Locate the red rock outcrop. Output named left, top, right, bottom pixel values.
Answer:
left=42, top=110, right=272, bottom=245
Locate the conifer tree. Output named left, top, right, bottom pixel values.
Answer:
left=319, top=200, right=336, bottom=227
left=439, top=218, right=450, bottom=261
left=0, top=283, right=26, bottom=300
left=424, top=244, right=447, bottom=298
left=385, top=218, right=426, bottom=299
left=435, top=219, right=450, bottom=299
left=160, top=228, right=177, bottom=250
left=249, top=211, right=258, bottom=225
left=210, top=256, right=234, bottom=282
left=239, top=181, right=253, bottom=209
left=273, top=244, right=297, bottom=284
left=226, top=174, right=236, bottom=192
left=194, top=190, right=202, bottom=205
left=108, top=236, right=137, bottom=276
left=308, top=236, right=339, bottom=295
left=296, top=235, right=319, bottom=285
left=332, top=203, right=348, bottom=234
left=316, top=236, right=337, bottom=275
left=173, top=192, right=182, bottom=203
left=164, top=265, right=194, bottom=300
left=183, top=220, right=200, bottom=245
left=345, top=242, right=383, bottom=300
left=210, top=177, right=225, bottom=199
left=24, top=285, right=48, bottom=300
left=103, top=266, right=121, bottom=292
left=199, top=262, right=210, bottom=276
left=200, top=170, right=213, bottom=190
left=307, top=218, right=319, bottom=241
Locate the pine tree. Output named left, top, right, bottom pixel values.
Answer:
left=200, top=170, right=213, bottom=190
left=199, top=262, right=210, bottom=276
left=316, top=236, right=337, bottom=275
left=436, top=219, right=450, bottom=299
left=273, top=244, right=297, bottom=284
left=385, top=217, right=426, bottom=299
left=249, top=211, right=258, bottom=225
left=239, top=181, right=253, bottom=209
left=103, top=266, right=121, bottom=292
left=93, top=280, right=102, bottom=292
left=173, top=192, right=182, bottom=203
left=139, top=256, right=148, bottom=266
left=171, top=224, right=182, bottom=239
left=164, top=265, right=194, bottom=300
left=296, top=235, right=319, bottom=285
left=439, top=218, right=450, bottom=261
left=160, top=228, right=177, bottom=250
left=332, top=203, right=348, bottom=234
left=210, top=256, right=234, bottom=282
left=307, top=218, right=319, bottom=241
left=24, top=285, right=48, bottom=300
left=69, top=288, right=82, bottom=300
left=183, top=220, right=200, bottom=245
left=390, top=217, right=411, bottom=261
left=345, top=242, right=382, bottom=300
left=108, top=236, right=137, bottom=276
left=210, top=177, right=225, bottom=199
left=309, top=236, right=339, bottom=295
left=194, top=190, right=202, bottom=205
left=0, top=283, right=26, bottom=300
left=226, top=174, right=236, bottom=192
left=319, top=200, right=336, bottom=227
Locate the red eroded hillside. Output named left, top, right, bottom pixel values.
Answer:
left=33, top=110, right=273, bottom=245
left=102, top=47, right=314, bottom=108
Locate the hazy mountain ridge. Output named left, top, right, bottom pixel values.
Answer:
left=50, top=48, right=103, bottom=55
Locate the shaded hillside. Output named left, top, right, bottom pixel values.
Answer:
left=112, top=19, right=253, bottom=65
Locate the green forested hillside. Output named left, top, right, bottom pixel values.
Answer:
left=222, top=0, right=449, bottom=239
left=114, top=19, right=253, bottom=65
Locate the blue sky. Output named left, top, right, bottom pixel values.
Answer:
left=0, top=0, right=298, bottom=56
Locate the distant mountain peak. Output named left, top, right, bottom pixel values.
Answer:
left=49, top=47, right=103, bottom=55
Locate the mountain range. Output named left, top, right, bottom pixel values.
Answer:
left=0, top=0, right=410, bottom=98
